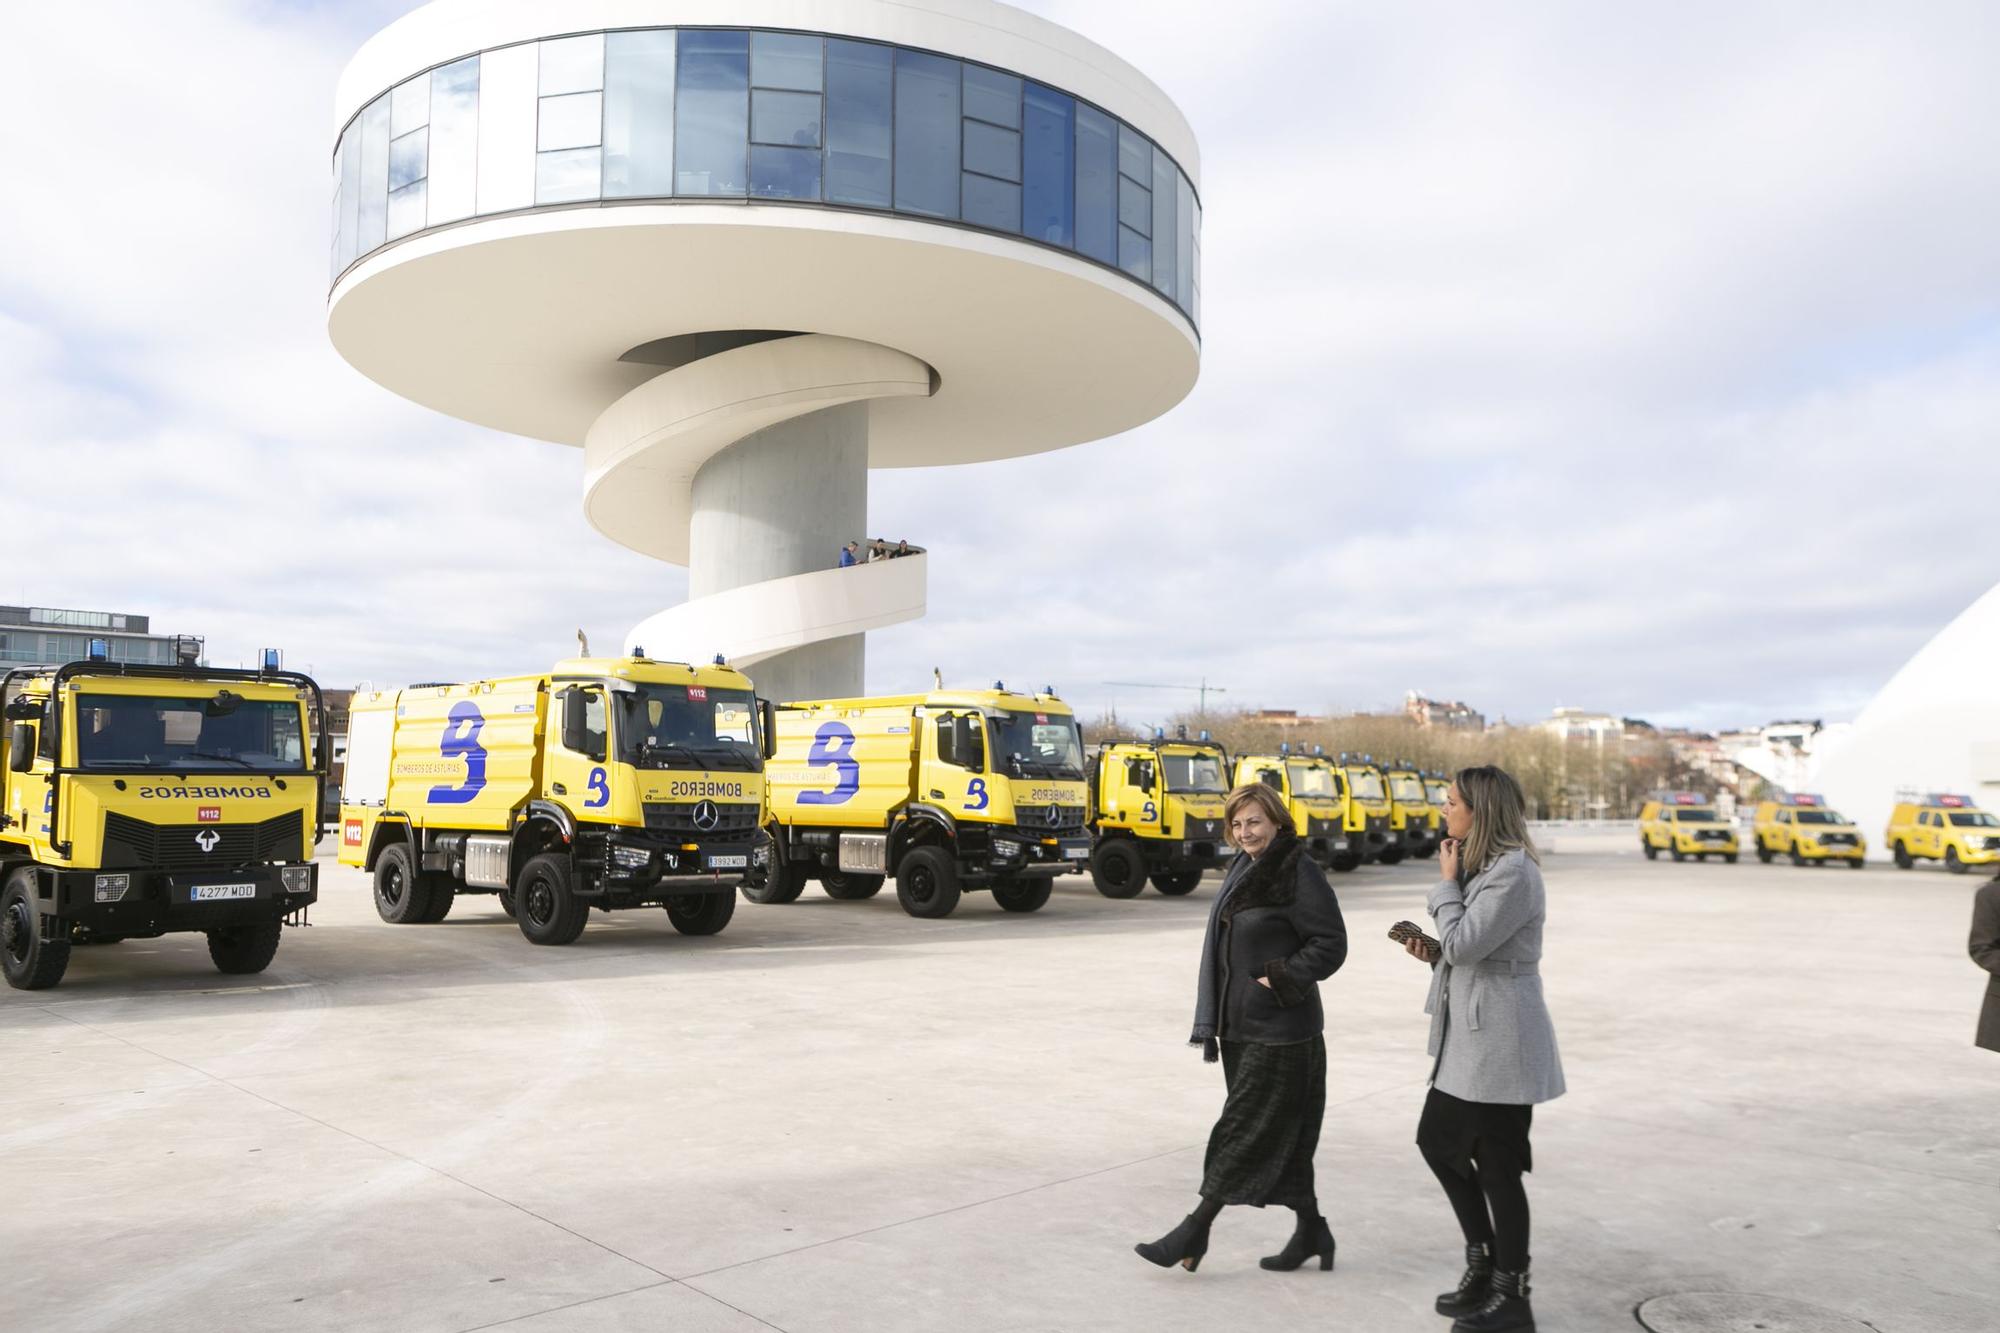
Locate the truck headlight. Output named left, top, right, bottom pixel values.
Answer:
left=93, top=873, right=130, bottom=903
left=280, top=865, right=314, bottom=894
left=610, top=845, right=652, bottom=871
left=993, top=839, right=1022, bottom=858
left=752, top=842, right=771, bottom=865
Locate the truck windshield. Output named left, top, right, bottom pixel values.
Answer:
left=1391, top=775, right=1426, bottom=802
left=1426, top=782, right=1449, bottom=804
left=618, top=686, right=760, bottom=771
left=1947, top=811, right=2000, bottom=828
left=1286, top=763, right=1335, bottom=797
left=1347, top=770, right=1385, bottom=801
left=1793, top=810, right=1842, bottom=825
left=73, top=693, right=306, bottom=771
left=1672, top=809, right=1719, bottom=822
left=1163, top=751, right=1226, bottom=793
left=988, top=710, right=1083, bottom=779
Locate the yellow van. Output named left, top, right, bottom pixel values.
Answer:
left=1638, top=792, right=1739, bottom=863
left=1750, top=793, right=1865, bottom=867
left=1884, top=793, right=2000, bottom=874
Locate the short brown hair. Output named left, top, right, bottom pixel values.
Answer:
left=1224, top=782, right=1291, bottom=845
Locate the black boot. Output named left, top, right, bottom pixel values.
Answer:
left=1452, top=1266, right=1533, bottom=1332
left=1434, top=1242, right=1493, bottom=1316
left=1134, top=1213, right=1212, bottom=1272
left=1259, top=1213, right=1336, bottom=1271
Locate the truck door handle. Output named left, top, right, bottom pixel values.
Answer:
left=929, top=789, right=945, bottom=799
left=552, top=783, right=567, bottom=795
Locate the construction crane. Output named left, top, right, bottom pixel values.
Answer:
left=1104, top=678, right=1229, bottom=720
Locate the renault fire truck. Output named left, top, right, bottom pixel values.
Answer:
left=1087, top=729, right=1231, bottom=897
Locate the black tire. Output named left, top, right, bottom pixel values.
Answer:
left=992, top=876, right=1054, bottom=913
left=742, top=834, right=809, bottom=904
left=1379, top=848, right=1407, bottom=866
left=1723, top=853, right=1739, bottom=864
left=207, top=919, right=283, bottom=975
left=1152, top=870, right=1203, bottom=896
left=1947, top=847, right=1968, bottom=874
left=2, top=870, right=70, bottom=991
left=1670, top=846, right=1685, bottom=862
left=372, top=843, right=434, bottom=924
left=1643, top=841, right=1659, bottom=861
left=1088, top=840, right=1148, bottom=899
left=516, top=853, right=588, bottom=945
left=1849, top=858, right=1867, bottom=869
left=821, top=869, right=887, bottom=900
left=498, top=886, right=518, bottom=918
left=1893, top=842, right=1914, bottom=869
left=664, top=891, right=737, bottom=936
left=1790, top=850, right=1806, bottom=867
left=1330, top=851, right=1362, bottom=873
left=1415, top=841, right=1439, bottom=859
left=417, top=876, right=456, bottom=923
left=1757, top=845, right=1774, bottom=864
left=896, top=845, right=962, bottom=919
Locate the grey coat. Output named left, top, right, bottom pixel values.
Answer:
left=1972, top=879, right=2000, bottom=1053
left=1425, top=848, right=1566, bottom=1105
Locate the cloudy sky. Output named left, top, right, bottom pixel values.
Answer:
left=2, top=1, right=1996, bottom=731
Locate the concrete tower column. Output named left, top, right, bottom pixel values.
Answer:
left=687, top=402, right=867, bottom=701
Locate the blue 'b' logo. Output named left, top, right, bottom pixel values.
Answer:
left=965, top=778, right=989, bottom=812
left=429, top=702, right=488, bottom=804
left=798, top=722, right=860, bottom=805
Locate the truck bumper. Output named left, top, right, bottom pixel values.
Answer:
left=988, top=832, right=1092, bottom=878
left=596, top=828, right=772, bottom=897
left=42, top=863, right=317, bottom=935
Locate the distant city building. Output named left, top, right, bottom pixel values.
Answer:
left=1405, top=690, right=1486, bottom=731
left=0, top=605, right=200, bottom=668
left=1543, top=707, right=1624, bottom=749
left=1247, top=709, right=1325, bottom=730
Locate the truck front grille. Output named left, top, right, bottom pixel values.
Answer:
left=1016, top=803, right=1087, bottom=833
left=643, top=801, right=761, bottom=835
left=100, top=811, right=304, bottom=872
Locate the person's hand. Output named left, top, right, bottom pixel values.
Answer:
left=1257, top=976, right=1273, bottom=988
left=1404, top=938, right=1440, bottom=964
left=1439, top=837, right=1461, bottom=882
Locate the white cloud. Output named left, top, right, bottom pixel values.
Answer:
left=1, top=1, right=1996, bottom=731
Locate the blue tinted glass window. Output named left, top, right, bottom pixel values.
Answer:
left=676, top=31, right=749, bottom=196
left=894, top=50, right=959, bottom=218
left=388, top=129, right=427, bottom=191
left=752, top=89, right=821, bottom=147
left=356, top=94, right=391, bottom=255
left=1074, top=104, right=1115, bottom=265
left=963, top=120, right=1020, bottom=182
left=605, top=30, right=675, bottom=198
left=1118, top=174, right=1150, bottom=234
left=1117, top=123, right=1150, bottom=184
left=963, top=65, right=1020, bottom=128
left=753, top=32, right=823, bottom=92
left=1151, top=147, right=1176, bottom=294
left=751, top=145, right=821, bottom=199
left=1176, top=170, right=1195, bottom=310
left=1119, top=225, right=1151, bottom=279
left=825, top=39, right=891, bottom=207
left=1022, top=84, right=1073, bottom=248
left=962, top=173, right=1020, bottom=233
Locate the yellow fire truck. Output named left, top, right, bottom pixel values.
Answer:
left=2, top=652, right=324, bottom=990
left=761, top=685, right=1090, bottom=918
left=338, top=655, right=771, bottom=945
left=1750, top=792, right=1866, bottom=867
left=1423, top=772, right=1451, bottom=855
left=1232, top=747, right=1353, bottom=870
left=1087, top=729, right=1231, bottom=897
left=1338, top=753, right=1398, bottom=865
left=1385, top=759, right=1435, bottom=860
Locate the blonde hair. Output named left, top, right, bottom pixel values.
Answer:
left=1454, top=765, right=1539, bottom=880
left=1224, top=782, right=1292, bottom=848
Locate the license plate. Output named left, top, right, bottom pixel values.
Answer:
left=1062, top=845, right=1089, bottom=860
left=192, top=883, right=257, bottom=901
left=706, top=854, right=747, bottom=870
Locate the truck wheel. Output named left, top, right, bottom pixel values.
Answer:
left=207, top=920, right=283, bottom=975
left=372, top=844, right=434, bottom=924
left=418, top=877, right=456, bottom=923
left=896, top=846, right=962, bottom=919
left=516, top=854, right=588, bottom=945
left=1946, top=847, right=1968, bottom=874
left=2, top=870, right=69, bottom=991
left=1669, top=846, right=1686, bottom=862
left=1790, top=850, right=1806, bottom=867
left=1330, top=851, right=1362, bottom=873
left=498, top=886, right=518, bottom=918
left=1757, top=844, right=1774, bottom=863
left=664, top=891, right=737, bottom=936
left=742, top=862, right=807, bottom=905
left=821, top=869, right=886, bottom=900
left=1642, top=841, right=1658, bottom=860
left=1378, top=848, right=1407, bottom=866
left=1088, top=841, right=1147, bottom=899
left=1723, top=853, right=1739, bottom=864
left=1893, top=842, right=1913, bottom=869
left=1152, top=871, right=1203, bottom=896
left=992, top=875, right=1054, bottom=913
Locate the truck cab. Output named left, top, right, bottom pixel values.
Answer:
left=1885, top=793, right=2000, bottom=873
left=1232, top=750, right=1352, bottom=871
left=1752, top=792, right=1866, bottom=867
left=1639, top=791, right=1739, bottom=863
left=1, top=656, right=324, bottom=990
left=1088, top=731, right=1231, bottom=898
left=340, top=655, right=772, bottom=945
left=1423, top=773, right=1452, bottom=855
left=764, top=686, right=1090, bottom=918
left=1338, top=754, right=1397, bottom=865
left=1385, top=760, right=1435, bottom=861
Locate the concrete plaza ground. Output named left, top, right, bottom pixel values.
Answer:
left=4, top=839, right=1994, bottom=1332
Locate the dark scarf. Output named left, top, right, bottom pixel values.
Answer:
left=1188, top=829, right=1304, bottom=1061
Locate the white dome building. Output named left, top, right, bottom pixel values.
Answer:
left=1811, top=582, right=2000, bottom=854
left=326, top=0, right=1202, bottom=699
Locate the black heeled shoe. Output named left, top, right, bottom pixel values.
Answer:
left=1435, top=1241, right=1494, bottom=1316
left=1134, top=1213, right=1212, bottom=1272
left=1259, top=1214, right=1336, bottom=1271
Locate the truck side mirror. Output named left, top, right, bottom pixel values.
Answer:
left=3, top=697, right=41, bottom=721
left=759, top=698, right=777, bottom=760
left=8, top=723, right=34, bottom=772
left=560, top=688, right=587, bottom=754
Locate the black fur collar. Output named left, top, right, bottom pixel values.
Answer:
left=1221, top=831, right=1303, bottom=919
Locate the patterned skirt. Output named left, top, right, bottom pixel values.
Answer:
left=1199, top=1036, right=1326, bottom=1208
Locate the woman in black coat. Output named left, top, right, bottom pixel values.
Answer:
left=1135, top=780, right=1349, bottom=1274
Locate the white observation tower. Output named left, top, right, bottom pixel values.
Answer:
left=327, top=0, right=1202, bottom=698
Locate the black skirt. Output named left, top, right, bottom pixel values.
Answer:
left=1416, top=1086, right=1533, bottom=1180
left=1200, top=1037, right=1326, bottom=1208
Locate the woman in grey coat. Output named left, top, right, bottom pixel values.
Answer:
left=1403, top=765, right=1563, bottom=1333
